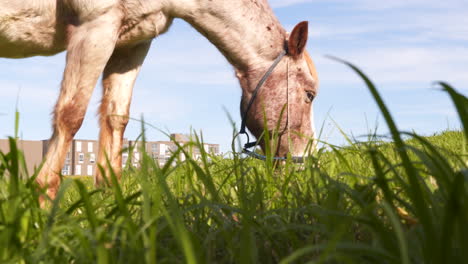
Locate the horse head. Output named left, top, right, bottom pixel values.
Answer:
left=237, top=21, right=318, bottom=158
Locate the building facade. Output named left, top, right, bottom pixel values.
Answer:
left=0, top=139, right=44, bottom=175
left=0, top=134, right=220, bottom=176
left=43, top=139, right=99, bottom=177
left=124, top=134, right=220, bottom=167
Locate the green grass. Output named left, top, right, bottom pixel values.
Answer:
left=0, top=60, right=467, bottom=263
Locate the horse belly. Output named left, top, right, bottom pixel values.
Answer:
left=0, top=4, right=66, bottom=58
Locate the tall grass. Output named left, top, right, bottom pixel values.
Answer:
left=0, top=60, right=466, bottom=263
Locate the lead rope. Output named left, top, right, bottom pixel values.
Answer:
left=287, top=55, right=291, bottom=153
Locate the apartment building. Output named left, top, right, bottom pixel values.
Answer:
left=0, top=134, right=220, bottom=176
left=42, top=139, right=98, bottom=176
left=124, top=134, right=220, bottom=167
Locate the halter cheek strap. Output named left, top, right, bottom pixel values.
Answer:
left=239, top=49, right=287, bottom=135
left=235, top=44, right=304, bottom=163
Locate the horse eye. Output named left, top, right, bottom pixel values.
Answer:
left=305, top=91, right=315, bottom=103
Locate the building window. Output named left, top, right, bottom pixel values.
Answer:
left=159, top=144, right=166, bottom=156
left=122, top=153, right=128, bottom=166
left=87, top=165, right=93, bottom=176
left=169, top=144, right=177, bottom=154
left=75, top=165, right=81, bottom=175
left=76, top=141, right=82, bottom=152
left=65, top=152, right=71, bottom=162
left=78, top=153, right=84, bottom=163
left=152, top=143, right=157, bottom=153
left=88, top=142, right=93, bottom=152
left=89, top=153, right=95, bottom=163
left=61, top=165, right=70, bottom=175
left=210, top=146, right=219, bottom=154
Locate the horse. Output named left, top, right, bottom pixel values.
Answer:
left=0, top=0, right=319, bottom=199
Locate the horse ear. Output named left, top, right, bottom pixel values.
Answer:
left=288, top=21, right=308, bottom=58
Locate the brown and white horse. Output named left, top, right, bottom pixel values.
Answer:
left=0, top=0, right=319, bottom=199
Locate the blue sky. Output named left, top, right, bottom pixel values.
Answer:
left=1, top=0, right=467, bottom=152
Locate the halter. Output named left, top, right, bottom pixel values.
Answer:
left=235, top=43, right=304, bottom=163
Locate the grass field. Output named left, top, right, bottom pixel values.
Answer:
left=0, top=61, right=466, bottom=263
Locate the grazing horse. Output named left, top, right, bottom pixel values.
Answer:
left=0, top=0, right=319, bottom=199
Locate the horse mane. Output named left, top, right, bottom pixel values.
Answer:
left=305, top=50, right=319, bottom=87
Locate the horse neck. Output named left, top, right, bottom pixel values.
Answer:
left=168, top=0, right=287, bottom=71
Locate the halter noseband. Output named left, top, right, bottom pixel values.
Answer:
left=235, top=43, right=304, bottom=163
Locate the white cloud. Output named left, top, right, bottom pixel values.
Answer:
left=270, top=0, right=317, bottom=8
left=271, top=0, right=468, bottom=10
left=311, top=24, right=380, bottom=40
left=351, top=0, right=467, bottom=11
left=142, top=21, right=237, bottom=87
left=396, top=104, right=457, bottom=117
left=309, top=11, right=468, bottom=43
left=298, top=0, right=468, bottom=90
left=144, top=67, right=237, bottom=86
left=313, top=46, right=468, bottom=89
left=0, top=81, right=58, bottom=108
left=130, top=89, right=194, bottom=121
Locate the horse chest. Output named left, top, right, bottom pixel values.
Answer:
left=117, top=11, right=173, bottom=47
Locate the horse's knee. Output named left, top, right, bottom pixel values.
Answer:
left=108, top=114, right=129, bottom=131
left=54, top=101, right=86, bottom=136
left=100, top=100, right=129, bottom=132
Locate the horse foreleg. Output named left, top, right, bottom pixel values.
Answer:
left=96, top=41, right=152, bottom=186
left=37, top=13, right=121, bottom=200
